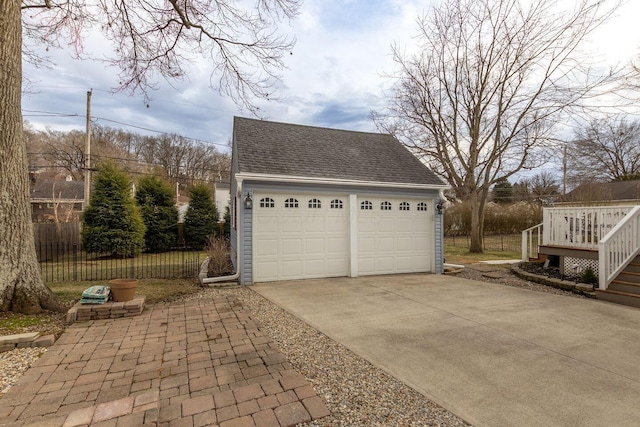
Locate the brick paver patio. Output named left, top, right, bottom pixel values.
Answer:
left=0, top=295, right=330, bottom=426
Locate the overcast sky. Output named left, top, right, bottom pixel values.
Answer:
left=21, top=0, right=640, bottom=154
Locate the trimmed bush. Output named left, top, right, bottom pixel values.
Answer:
left=136, top=175, right=179, bottom=252
left=82, top=162, right=145, bottom=257
left=184, top=183, right=219, bottom=249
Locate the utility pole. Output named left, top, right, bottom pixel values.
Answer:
left=84, top=90, right=92, bottom=210
left=563, top=143, right=567, bottom=195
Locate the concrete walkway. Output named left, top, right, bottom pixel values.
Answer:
left=253, top=274, right=640, bottom=427
left=0, top=295, right=329, bottom=427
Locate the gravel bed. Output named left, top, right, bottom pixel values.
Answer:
left=0, top=310, right=67, bottom=398
left=0, top=347, right=47, bottom=397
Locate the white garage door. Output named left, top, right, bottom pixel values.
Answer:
left=358, top=197, right=432, bottom=275
left=253, top=193, right=349, bottom=282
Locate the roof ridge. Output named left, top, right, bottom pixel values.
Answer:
left=234, top=116, right=391, bottom=138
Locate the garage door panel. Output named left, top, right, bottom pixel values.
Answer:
left=358, top=217, right=375, bottom=232
left=255, top=262, right=278, bottom=281
left=396, top=257, right=414, bottom=270
left=413, top=239, right=430, bottom=251
left=255, top=240, right=278, bottom=256
left=398, top=218, right=421, bottom=232
left=375, top=237, right=394, bottom=251
left=304, top=259, right=325, bottom=275
left=253, top=193, right=349, bottom=282
left=326, top=218, right=347, bottom=232
left=281, top=239, right=302, bottom=255
left=396, top=237, right=414, bottom=251
left=305, top=239, right=324, bottom=254
left=282, top=221, right=304, bottom=233
left=327, top=237, right=346, bottom=252
left=327, top=259, right=349, bottom=275
left=280, top=260, right=302, bottom=277
left=305, top=217, right=326, bottom=232
left=358, top=237, right=375, bottom=253
left=358, top=197, right=432, bottom=276
left=258, top=217, right=278, bottom=233
left=377, top=257, right=395, bottom=272
left=378, top=219, right=395, bottom=232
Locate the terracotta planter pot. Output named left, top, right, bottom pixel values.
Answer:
left=109, top=278, right=138, bottom=302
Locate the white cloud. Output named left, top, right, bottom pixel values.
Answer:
left=21, top=0, right=640, bottom=145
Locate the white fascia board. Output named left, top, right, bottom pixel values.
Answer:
left=235, top=173, right=449, bottom=191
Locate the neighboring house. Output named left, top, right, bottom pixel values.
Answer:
left=561, top=179, right=640, bottom=206
left=30, top=179, right=84, bottom=222
left=214, top=181, right=230, bottom=221
left=230, top=117, right=448, bottom=285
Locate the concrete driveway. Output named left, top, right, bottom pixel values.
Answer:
left=252, top=274, right=640, bottom=427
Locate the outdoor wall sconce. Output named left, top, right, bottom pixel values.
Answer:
left=436, top=200, right=444, bottom=215
left=244, top=193, right=253, bottom=210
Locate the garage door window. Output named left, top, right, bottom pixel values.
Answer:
left=417, top=202, right=428, bottom=211
left=399, top=202, right=410, bottom=211
left=285, top=198, right=299, bottom=208
left=308, top=198, right=322, bottom=208
left=260, top=197, right=275, bottom=208
left=361, top=200, right=373, bottom=210
left=381, top=201, right=392, bottom=211
left=330, top=199, right=343, bottom=209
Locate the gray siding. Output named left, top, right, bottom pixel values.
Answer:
left=235, top=180, right=445, bottom=284
left=229, top=134, right=239, bottom=272
left=434, top=208, right=444, bottom=274
left=239, top=192, right=253, bottom=284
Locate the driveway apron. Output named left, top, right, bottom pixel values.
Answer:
left=252, top=274, right=640, bottom=427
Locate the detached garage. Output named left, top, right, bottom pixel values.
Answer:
left=229, top=117, right=448, bottom=285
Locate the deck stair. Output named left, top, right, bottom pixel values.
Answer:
left=595, top=255, right=640, bottom=308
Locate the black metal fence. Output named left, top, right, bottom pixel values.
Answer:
left=444, top=233, right=522, bottom=253
left=37, top=242, right=206, bottom=283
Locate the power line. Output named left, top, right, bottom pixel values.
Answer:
left=21, top=108, right=229, bottom=149
left=27, top=152, right=231, bottom=175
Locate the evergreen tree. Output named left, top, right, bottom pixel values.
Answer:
left=136, top=176, right=179, bottom=253
left=492, top=179, right=513, bottom=204
left=82, top=162, right=145, bottom=257
left=184, top=183, right=219, bottom=249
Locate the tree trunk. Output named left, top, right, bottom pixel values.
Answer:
left=0, top=0, right=62, bottom=313
left=469, top=191, right=486, bottom=253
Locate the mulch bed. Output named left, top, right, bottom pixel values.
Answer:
left=518, top=261, right=581, bottom=283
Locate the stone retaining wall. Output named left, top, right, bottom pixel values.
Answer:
left=66, top=297, right=146, bottom=322
left=0, top=332, right=56, bottom=353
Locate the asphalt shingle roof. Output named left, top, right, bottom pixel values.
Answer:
left=565, top=179, right=640, bottom=202
left=234, top=117, right=446, bottom=186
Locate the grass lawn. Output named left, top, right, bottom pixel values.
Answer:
left=0, top=278, right=204, bottom=337
left=49, top=278, right=202, bottom=306
left=444, top=242, right=522, bottom=264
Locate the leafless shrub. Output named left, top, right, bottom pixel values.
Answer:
left=206, top=236, right=233, bottom=277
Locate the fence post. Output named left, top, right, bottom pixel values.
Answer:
left=73, top=243, right=78, bottom=281
left=130, top=243, right=135, bottom=278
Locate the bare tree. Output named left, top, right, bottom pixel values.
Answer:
left=375, top=0, right=620, bottom=252
left=1, top=0, right=299, bottom=313
left=568, top=116, right=640, bottom=183
left=135, top=133, right=230, bottom=183
left=527, top=171, right=560, bottom=205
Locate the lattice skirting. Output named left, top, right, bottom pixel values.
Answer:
left=564, top=257, right=598, bottom=277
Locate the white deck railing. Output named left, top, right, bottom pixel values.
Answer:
left=543, top=206, right=633, bottom=250
left=521, top=223, right=543, bottom=262
left=598, top=205, right=640, bottom=290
